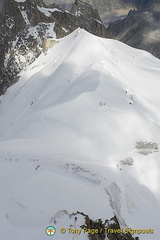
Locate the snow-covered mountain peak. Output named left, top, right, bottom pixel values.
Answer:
left=0, top=0, right=107, bottom=95
left=0, top=29, right=160, bottom=240
left=1, top=28, right=160, bottom=156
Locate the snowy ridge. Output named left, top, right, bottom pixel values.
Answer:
left=0, top=29, right=160, bottom=240
left=14, top=0, right=26, bottom=2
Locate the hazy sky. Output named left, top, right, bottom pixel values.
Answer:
left=0, top=0, right=4, bottom=14
left=0, top=0, right=4, bottom=15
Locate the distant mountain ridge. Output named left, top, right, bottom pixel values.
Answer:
left=106, top=0, right=160, bottom=58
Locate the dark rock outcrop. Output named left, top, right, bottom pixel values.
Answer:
left=71, top=211, right=139, bottom=240
left=0, top=0, right=52, bottom=94
left=80, top=214, right=139, bottom=240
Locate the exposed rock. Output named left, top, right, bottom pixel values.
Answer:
left=135, top=141, right=159, bottom=155
left=0, top=0, right=53, bottom=94
left=53, top=0, right=108, bottom=38
left=80, top=214, right=139, bottom=240
left=43, top=38, right=57, bottom=52
left=120, top=157, right=134, bottom=166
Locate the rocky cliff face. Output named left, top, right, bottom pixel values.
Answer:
left=41, top=0, right=136, bottom=24
left=0, top=0, right=55, bottom=94
left=107, top=0, right=160, bottom=59
left=0, top=0, right=107, bottom=95
left=53, top=0, right=108, bottom=38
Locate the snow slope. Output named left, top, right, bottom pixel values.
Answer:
left=0, top=28, right=160, bottom=240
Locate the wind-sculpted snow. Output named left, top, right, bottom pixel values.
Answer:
left=0, top=29, right=160, bottom=240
